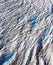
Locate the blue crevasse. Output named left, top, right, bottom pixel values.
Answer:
left=28, top=16, right=38, bottom=28
left=19, top=15, right=25, bottom=20
left=2, top=52, right=14, bottom=65
left=51, top=5, right=53, bottom=13
left=38, top=25, right=51, bottom=45
left=41, top=25, right=51, bottom=44
left=17, top=15, right=25, bottom=21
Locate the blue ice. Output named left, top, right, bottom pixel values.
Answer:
left=17, top=15, right=24, bottom=21
left=38, top=25, right=51, bottom=45
left=28, top=16, right=38, bottom=28
left=2, top=52, right=14, bottom=65
left=41, top=25, right=51, bottom=42
left=51, top=5, right=53, bottom=13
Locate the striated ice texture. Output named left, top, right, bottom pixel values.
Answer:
left=0, top=0, right=53, bottom=65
